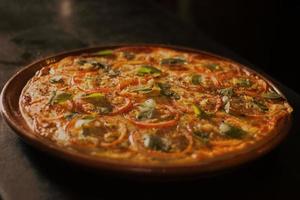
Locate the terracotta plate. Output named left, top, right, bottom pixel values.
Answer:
left=0, top=44, right=292, bottom=179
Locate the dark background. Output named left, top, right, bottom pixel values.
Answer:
left=154, top=0, right=300, bottom=93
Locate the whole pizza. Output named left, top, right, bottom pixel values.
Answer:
left=19, top=46, right=293, bottom=165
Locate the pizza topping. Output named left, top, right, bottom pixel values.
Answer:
left=79, top=93, right=113, bottom=114
left=20, top=46, right=293, bottom=163
left=223, top=100, right=231, bottom=113
left=157, top=82, right=180, bottom=100
left=131, top=127, right=193, bottom=158
left=128, top=116, right=178, bottom=129
left=219, top=123, right=246, bottom=139
left=66, top=116, right=127, bottom=147
left=161, top=57, right=186, bottom=66
left=95, top=49, right=114, bottom=56
left=218, top=87, right=234, bottom=97
left=127, top=104, right=179, bottom=129
left=81, top=92, right=106, bottom=104
left=107, top=68, right=120, bottom=77
left=196, top=95, right=222, bottom=114
left=224, top=96, right=267, bottom=117
left=143, top=134, right=171, bottom=152
left=64, top=112, right=78, bottom=120
left=49, top=92, right=72, bottom=105
left=50, top=75, right=64, bottom=84
left=72, top=72, right=113, bottom=93
left=193, top=130, right=210, bottom=144
left=233, top=78, right=252, bottom=87
left=252, top=99, right=269, bottom=112
left=204, top=63, right=220, bottom=71
left=136, top=99, right=156, bottom=120
left=110, top=97, right=133, bottom=115
left=123, top=51, right=135, bottom=60
left=130, top=85, right=152, bottom=93
left=191, top=74, right=202, bottom=85
left=76, top=60, right=87, bottom=66
left=137, top=66, right=161, bottom=77
left=192, top=104, right=211, bottom=119
left=261, top=91, right=283, bottom=99
left=77, top=60, right=108, bottom=71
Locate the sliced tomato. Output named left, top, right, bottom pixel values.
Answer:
left=66, top=115, right=127, bottom=148
left=110, top=98, right=133, bottom=115
left=118, top=77, right=151, bottom=91
left=128, top=117, right=178, bottom=129
left=197, top=94, right=223, bottom=113
left=218, top=74, right=267, bottom=96
left=71, top=71, right=112, bottom=93
left=118, top=78, right=139, bottom=90
left=130, top=127, right=193, bottom=159
left=81, top=87, right=112, bottom=94
left=126, top=105, right=179, bottom=129
left=226, top=96, right=268, bottom=117
left=74, top=95, right=132, bottom=115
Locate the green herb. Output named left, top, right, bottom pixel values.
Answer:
left=157, top=82, right=180, bottom=100
left=204, top=63, right=219, bottom=71
left=143, top=134, right=170, bottom=152
left=191, top=74, right=202, bottom=85
left=192, top=104, right=210, bottom=119
left=131, top=85, right=161, bottom=96
left=161, top=57, right=186, bottom=65
left=76, top=60, right=87, bottom=65
left=81, top=93, right=113, bottom=114
left=123, top=52, right=135, bottom=60
left=193, top=131, right=210, bottom=143
left=49, top=92, right=72, bottom=105
left=192, top=104, right=201, bottom=117
left=219, top=123, right=246, bottom=139
left=90, top=61, right=107, bottom=70
left=64, top=112, right=78, bottom=120
left=137, top=66, right=161, bottom=77
left=48, top=91, right=56, bottom=104
left=218, top=88, right=234, bottom=97
left=78, top=60, right=107, bottom=70
left=81, top=93, right=105, bottom=104
left=261, top=91, right=282, bottom=99
left=253, top=100, right=269, bottom=112
left=233, top=78, right=252, bottom=87
left=96, top=107, right=113, bottom=114
left=95, top=49, right=114, bottom=56
left=137, top=99, right=156, bottom=120
left=50, top=75, right=63, bottom=84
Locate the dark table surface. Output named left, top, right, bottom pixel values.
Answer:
left=1, top=0, right=300, bottom=199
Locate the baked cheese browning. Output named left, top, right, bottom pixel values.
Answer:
left=20, top=47, right=293, bottom=164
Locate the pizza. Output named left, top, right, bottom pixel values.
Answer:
left=19, top=46, right=293, bottom=165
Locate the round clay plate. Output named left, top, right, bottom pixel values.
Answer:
left=0, top=44, right=292, bottom=179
